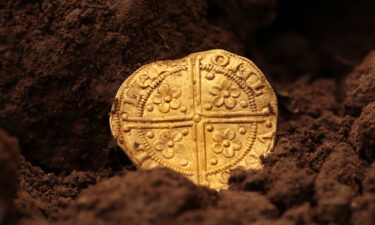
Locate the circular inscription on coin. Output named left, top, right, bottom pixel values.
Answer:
left=110, top=49, right=278, bottom=190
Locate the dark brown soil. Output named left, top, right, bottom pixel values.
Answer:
left=1, top=0, right=375, bottom=224
left=0, top=130, right=19, bottom=224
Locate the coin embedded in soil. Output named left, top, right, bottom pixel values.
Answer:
left=110, top=49, right=278, bottom=190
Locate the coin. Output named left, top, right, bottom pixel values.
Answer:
left=110, top=49, right=277, bottom=190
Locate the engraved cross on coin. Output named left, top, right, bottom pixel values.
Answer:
left=110, top=49, right=278, bottom=190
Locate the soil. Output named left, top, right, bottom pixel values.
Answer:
left=1, top=0, right=375, bottom=224
left=0, top=130, right=19, bottom=224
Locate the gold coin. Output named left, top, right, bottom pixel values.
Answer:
left=109, top=49, right=277, bottom=190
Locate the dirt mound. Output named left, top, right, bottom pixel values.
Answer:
left=0, top=130, right=19, bottom=224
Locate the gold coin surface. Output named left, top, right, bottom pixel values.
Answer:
left=110, top=49, right=278, bottom=190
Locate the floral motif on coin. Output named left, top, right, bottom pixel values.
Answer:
left=212, top=128, right=242, bottom=158
left=152, top=84, right=181, bottom=113
left=209, top=80, right=240, bottom=109
left=154, top=130, right=184, bottom=159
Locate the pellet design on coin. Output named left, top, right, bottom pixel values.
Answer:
left=110, top=49, right=277, bottom=189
